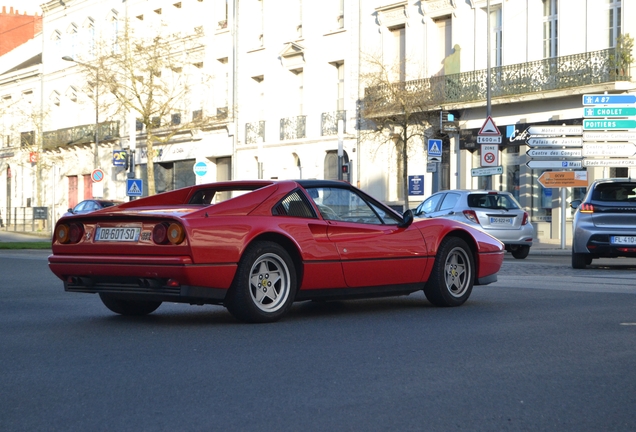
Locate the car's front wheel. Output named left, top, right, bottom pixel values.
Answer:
left=511, top=245, right=530, bottom=259
left=424, top=237, right=474, bottom=307
left=99, top=294, right=162, bottom=316
left=225, top=241, right=297, bottom=323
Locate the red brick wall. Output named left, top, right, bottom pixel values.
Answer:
left=0, top=6, right=42, bottom=56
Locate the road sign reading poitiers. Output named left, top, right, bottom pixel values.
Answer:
left=583, top=119, right=636, bottom=130
left=471, top=166, right=503, bottom=177
left=584, top=107, right=636, bottom=117
left=527, top=125, right=583, bottom=136
left=526, top=137, right=583, bottom=147
left=583, top=94, right=636, bottom=105
left=526, top=160, right=583, bottom=169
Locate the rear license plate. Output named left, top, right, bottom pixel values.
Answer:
left=95, top=226, right=141, bottom=242
left=610, top=236, right=636, bottom=245
left=489, top=217, right=513, bottom=225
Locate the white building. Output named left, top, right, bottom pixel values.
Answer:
left=0, top=0, right=634, bottom=245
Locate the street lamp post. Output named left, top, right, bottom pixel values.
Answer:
left=62, top=56, right=99, bottom=169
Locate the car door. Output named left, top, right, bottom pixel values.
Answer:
left=306, top=186, right=428, bottom=288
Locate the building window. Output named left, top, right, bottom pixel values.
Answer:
left=542, top=0, right=558, bottom=58
left=335, top=62, right=344, bottom=110
left=391, top=26, right=406, bottom=82
left=607, top=0, right=621, bottom=47
left=21, top=131, right=35, bottom=147
left=337, top=0, right=344, bottom=29
left=490, top=7, right=502, bottom=66
left=192, top=110, right=203, bottom=121
left=171, top=113, right=181, bottom=125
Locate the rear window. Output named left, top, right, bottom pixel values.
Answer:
left=591, top=182, right=636, bottom=202
left=467, top=193, right=520, bottom=210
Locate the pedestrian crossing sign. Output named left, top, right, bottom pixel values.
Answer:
left=126, top=179, right=143, bottom=197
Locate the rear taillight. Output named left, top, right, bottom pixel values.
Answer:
left=167, top=223, right=185, bottom=245
left=463, top=210, right=480, bottom=224
left=579, top=203, right=594, bottom=213
left=521, top=211, right=529, bottom=225
left=152, top=222, right=186, bottom=245
left=54, top=223, right=84, bottom=244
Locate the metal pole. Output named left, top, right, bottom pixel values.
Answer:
left=485, top=0, right=492, bottom=190
left=94, top=67, right=99, bottom=170
left=560, top=187, right=567, bottom=249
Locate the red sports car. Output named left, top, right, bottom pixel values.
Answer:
left=49, top=180, right=504, bottom=323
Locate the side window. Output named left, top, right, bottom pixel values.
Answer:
left=73, top=202, right=86, bottom=213
left=439, top=193, right=460, bottom=211
left=305, top=187, right=388, bottom=224
left=273, top=191, right=316, bottom=218
left=417, top=194, right=444, bottom=215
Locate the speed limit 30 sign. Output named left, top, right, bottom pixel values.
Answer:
left=480, top=144, right=499, bottom=167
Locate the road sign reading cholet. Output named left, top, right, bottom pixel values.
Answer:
left=537, top=171, right=588, bottom=188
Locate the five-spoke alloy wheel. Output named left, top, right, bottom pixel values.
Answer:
left=226, top=241, right=297, bottom=323
left=424, top=237, right=474, bottom=307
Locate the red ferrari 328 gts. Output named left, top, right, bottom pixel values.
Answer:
left=49, top=180, right=504, bottom=323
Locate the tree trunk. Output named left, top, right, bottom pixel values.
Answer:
left=146, top=138, right=156, bottom=196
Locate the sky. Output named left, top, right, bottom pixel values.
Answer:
left=0, top=1, right=43, bottom=15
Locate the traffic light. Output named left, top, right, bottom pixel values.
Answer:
left=341, top=163, right=349, bottom=174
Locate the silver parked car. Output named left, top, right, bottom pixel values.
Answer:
left=413, top=190, right=534, bottom=259
left=570, top=178, right=636, bottom=269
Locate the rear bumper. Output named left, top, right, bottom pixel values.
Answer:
left=49, top=254, right=236, bottom=304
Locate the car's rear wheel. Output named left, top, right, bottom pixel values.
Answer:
left=572, top=251, right=592, bottom=269
left=225, top=241, right=297, bottom=323
left=99, top=293, right=162, bottom=316
left=424, top=237, right=474, bottom=307
left=511, top=245, right=530, bottom=259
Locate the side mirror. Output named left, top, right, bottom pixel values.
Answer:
left=398, top=209, right=413, bottom=228
left=570, top=200, right=581, bottom=209
left=67, top=208, right=73, bottom=213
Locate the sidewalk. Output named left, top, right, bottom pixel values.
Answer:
left=0, top=230, right=52, bottom=243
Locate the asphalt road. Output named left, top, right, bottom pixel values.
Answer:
left=1, top=251, right=635, bottom=431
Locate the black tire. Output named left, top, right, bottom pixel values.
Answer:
left=99, top=293, right=162, bottom=316
left=225, top=241, right=297, bottom=323
left=424, top=237, right=474, bottom=307
left=511, top=245, right=530, bottom=259
left=572, top=251, right=590, bottom=269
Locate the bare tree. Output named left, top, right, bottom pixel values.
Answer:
left=359, top=52, right=438, bottom=209
left=71, top=24, right=226, bottom=195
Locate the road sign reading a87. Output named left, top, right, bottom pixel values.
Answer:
left=583, top=94, right=636, bottom=105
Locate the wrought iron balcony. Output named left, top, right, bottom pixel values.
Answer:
left=245, top=121, right=265, bottom=144
left=42, top=121, right=119, bottom=149
left=363, top=48, right=631, bottom=117
left=321, top=111, right=346, bottom=136
left=280, top=115, right=306, bottom=140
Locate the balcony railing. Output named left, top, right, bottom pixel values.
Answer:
left=363, top=48, right=631, bottom=116
left=280, top=115, right=306, bottom=140
left=42, top=121, right=119, bottom=149
left=321, top=110, right=346, bottom=136
left=245, top=121, right=265, bottom=144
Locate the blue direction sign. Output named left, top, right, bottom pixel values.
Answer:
left=126, top=179, right=143, bottom=197
left=583, top=94, right=636, bottom=105
left=583, top=119, right=636, bottom=130
left=584, top=106, right=636, bottom=117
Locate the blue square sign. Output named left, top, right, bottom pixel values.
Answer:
left=428, top=139, right=442, bottom=158
left=126, top=179, right=143, bottom=197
